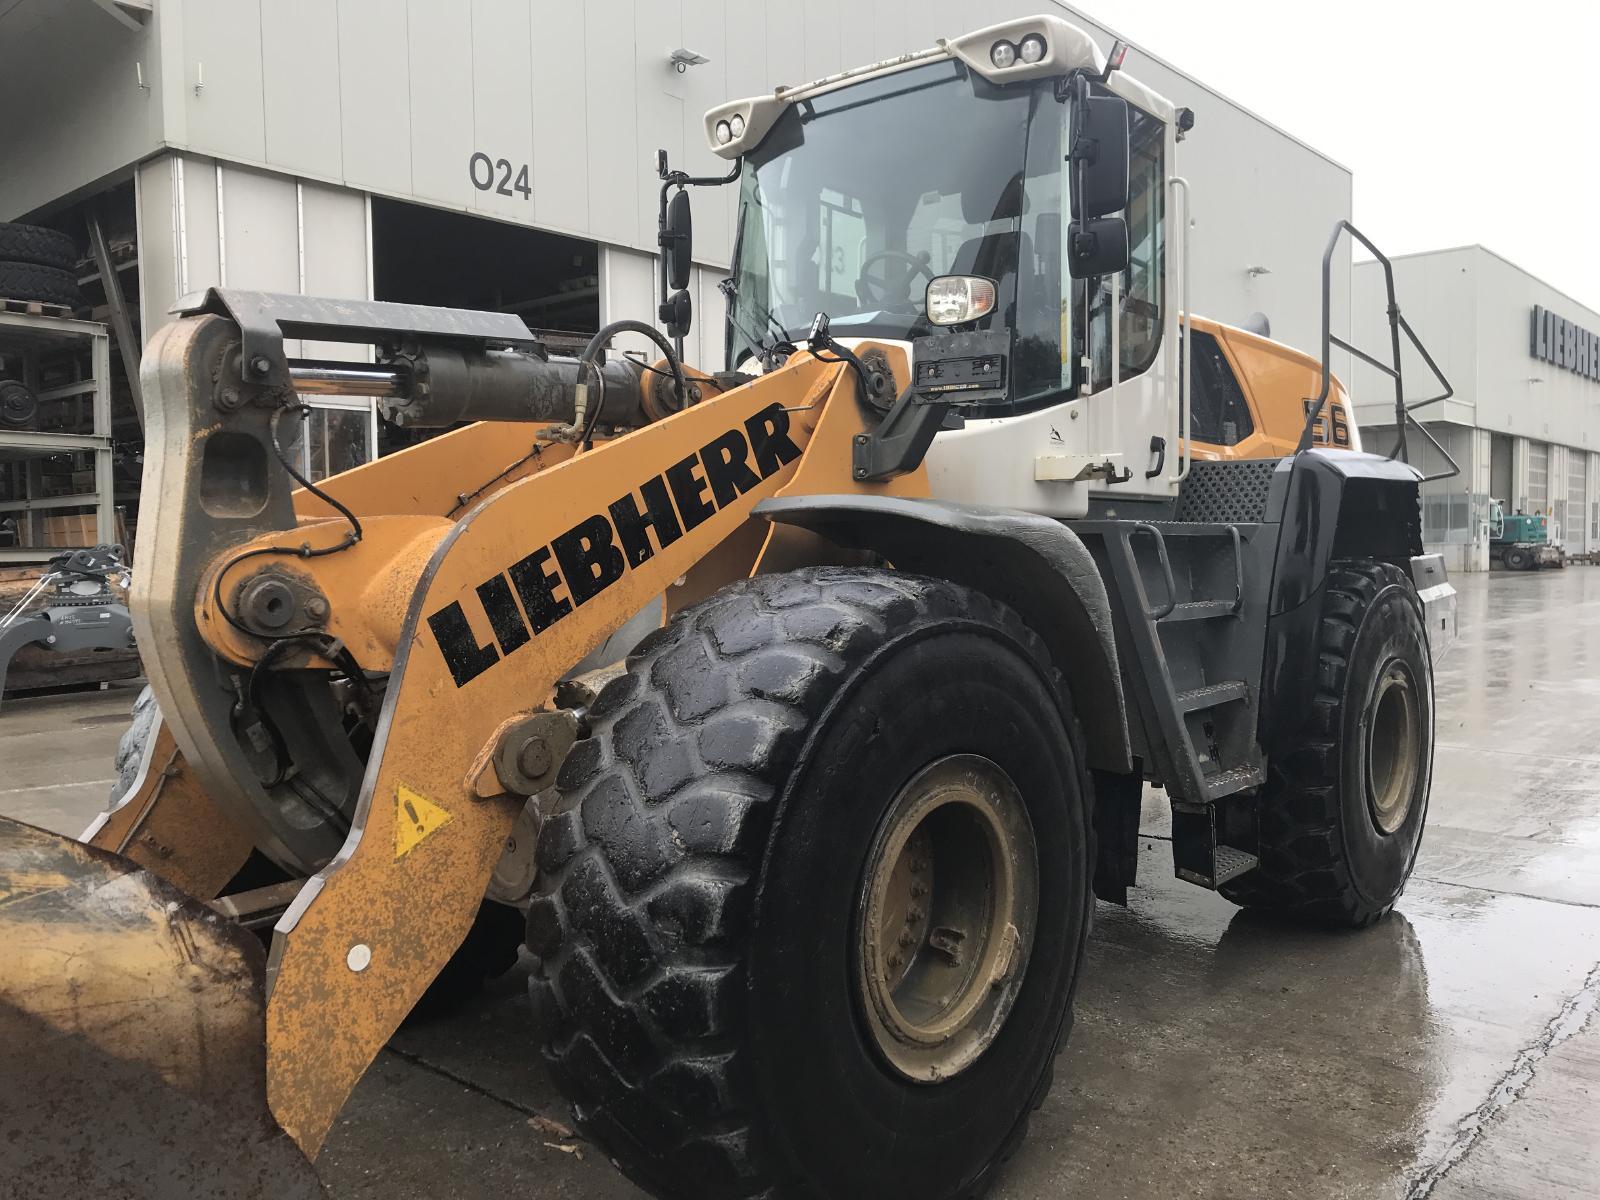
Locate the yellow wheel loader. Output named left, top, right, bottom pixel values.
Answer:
left=0, top=15, right=1459, bottom=1199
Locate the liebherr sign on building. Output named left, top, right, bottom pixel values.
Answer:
left=1531, top=305, right=1600, bottom=381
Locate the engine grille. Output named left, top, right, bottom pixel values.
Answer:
left=1174, top=459, right=1280, bottom=524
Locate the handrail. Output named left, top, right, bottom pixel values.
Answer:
left=1301, top=220, right=1459, bottom=483
left=1168, top=175, right=1192, bottom=482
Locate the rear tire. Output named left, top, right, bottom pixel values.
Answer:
left=1221, top=560, right=1432, bottom=927
left=1503, top=546, right=1531, bottom=571
left=527, top=566, right=1093, bottom=1200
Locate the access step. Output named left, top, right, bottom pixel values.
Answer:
left=1170, top=801, right=1261, bottom=889
left=1160, top=599, right=1239, bottom=623
left=1201, top=763, right=1265, bottom=802
left=1177, top=843, right=1259, bottom=889
left=1177, top=680, right=1249, bottom=713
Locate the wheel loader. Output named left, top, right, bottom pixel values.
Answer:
left=0, top=14, right=1460, bottom=1199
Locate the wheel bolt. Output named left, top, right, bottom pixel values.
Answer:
left=888, top=953, right=902, bottom=971
left=898, top=930, right=914, bottom=948
left=909, top=906, right=924, bottom=924
left=911, top=882, right=928, bottom=899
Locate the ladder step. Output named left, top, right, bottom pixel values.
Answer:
left=1201, top=763, right=1265, bottom=801
left=1175, top=843, right=1260, bottom=889
left=1161, top=599, right=1238, bottom=623
left=1177, top=680, right=1249, bottom=713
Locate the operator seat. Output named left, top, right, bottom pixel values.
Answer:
left=950, top=173, right=1032, bottom=320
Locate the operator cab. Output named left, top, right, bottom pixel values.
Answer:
left=703, top=15, right=1186, bottom=516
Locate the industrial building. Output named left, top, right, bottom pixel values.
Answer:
left=1350, top=246, right=1600, bottom=570
left=0, top=0, right=1352, bottom=559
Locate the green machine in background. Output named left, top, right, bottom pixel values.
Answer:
left=1490, top=500, right=1564, bottom=570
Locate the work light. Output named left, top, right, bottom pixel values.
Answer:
left=926, top=275, right=997, bottom=326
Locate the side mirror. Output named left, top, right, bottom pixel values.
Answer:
left=665, top=190, right=693, bottom=291
left=1068, top=93, right=1131, bottom=220
left=660, top=287, right=692, bottom=339
left=1067, top=216, right=1130, bottom=280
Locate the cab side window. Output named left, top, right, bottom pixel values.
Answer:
left=1085, top=105, right=1165, bottom=391
left=1187, top=331, right=1255, bottom=446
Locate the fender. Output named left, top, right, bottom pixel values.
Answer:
left=755, top=493, right=1132, bottom=773
left=1261, top=449, right=1453, bottom=757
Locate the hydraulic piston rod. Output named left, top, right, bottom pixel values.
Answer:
left=288, top=346, right=650, bottom=429
left=288, top=361, right=407, bottom=398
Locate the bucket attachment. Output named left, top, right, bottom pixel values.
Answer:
left=0, top=817, right=321, bottom=1199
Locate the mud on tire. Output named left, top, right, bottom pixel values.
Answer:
left=527, top=566, right=1094, bottom=1200
left=1221, top=559, right=1433, bottom=927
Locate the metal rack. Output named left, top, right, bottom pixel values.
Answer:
left=0, top=308, right=115, bottom=564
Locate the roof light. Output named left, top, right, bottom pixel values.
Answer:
left=714, top=119, right=733, bottom=145
left=925, top=275, right=997, bottom=326
left=729, top=112, right=746, bottom=137
left=990, top=40, right=1017, bottom=69
left=1018, top=34, right=1047, bottom=64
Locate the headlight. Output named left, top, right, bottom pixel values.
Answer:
left=729, top=113, right=746, bottom=137
left=714, top=119, right=733, bottom=145
left=990, top=40, right=1017, bottom=69
left=925, top=275, right=998, bottom=326
left=1018, top=33, right=1047, bottom=64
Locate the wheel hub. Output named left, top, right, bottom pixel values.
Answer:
left=855, top=754, right=1038, bottom=1083
left=1364, top=660, right=1421, bottom=835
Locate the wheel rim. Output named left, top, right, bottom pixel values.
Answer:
left=1364, top=661, right=1421, bottom=835
left=854, top=754, right=1039, bottom=1083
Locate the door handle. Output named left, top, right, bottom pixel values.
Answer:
left=1146, top=435, right=1166, bottom=479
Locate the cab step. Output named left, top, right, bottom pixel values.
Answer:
left=1171, top=801, right=1260, bottom=889
left=1201, top=763, right=1265, bottom=802
left=1160, top=599, right=1238, bottom=623
left=1177, top=680, right=1249, bottom=713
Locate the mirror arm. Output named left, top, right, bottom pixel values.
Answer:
left=654, top=151, right=742, bottom=362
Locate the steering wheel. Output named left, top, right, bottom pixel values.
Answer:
left=855, top=250, right=934, bottom=309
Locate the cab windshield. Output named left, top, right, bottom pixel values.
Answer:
left=728, top=61, right=1044, bottom=371
left=726, top=60, right=1166, bottom=413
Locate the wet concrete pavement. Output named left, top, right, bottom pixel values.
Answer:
left=4, top=567, right=1599, bottom=1198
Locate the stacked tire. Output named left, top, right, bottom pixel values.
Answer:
left=0, top=221, right=82, bottom=309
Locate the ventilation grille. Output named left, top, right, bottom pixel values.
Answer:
left=1174, top=459, right=1279, bottom=523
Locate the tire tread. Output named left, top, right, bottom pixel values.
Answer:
left=530, top=566, right=1088, bottom=1199
left=1220, top=559, right=1425, bottom=927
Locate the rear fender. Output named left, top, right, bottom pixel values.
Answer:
left=755, top=493, right=1132, bottom=774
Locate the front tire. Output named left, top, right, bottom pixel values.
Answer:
left=1222, top=560, right=1432, bottom=927
left=526, top=567, right=1093, bottom=1199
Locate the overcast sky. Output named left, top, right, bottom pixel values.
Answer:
left=1095, top=0, right=1600, bottom=310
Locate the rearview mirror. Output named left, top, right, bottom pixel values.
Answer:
left=1067, top=216, right=1130, bottom=280
left=661, top=287, right=693, bottom=339
left=1069, top=94, right=1130, bottom=221
left=665, top=190, right=693, bottom=291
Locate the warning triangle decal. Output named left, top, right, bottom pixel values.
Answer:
left=395, top=783, right=451, bottom=860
